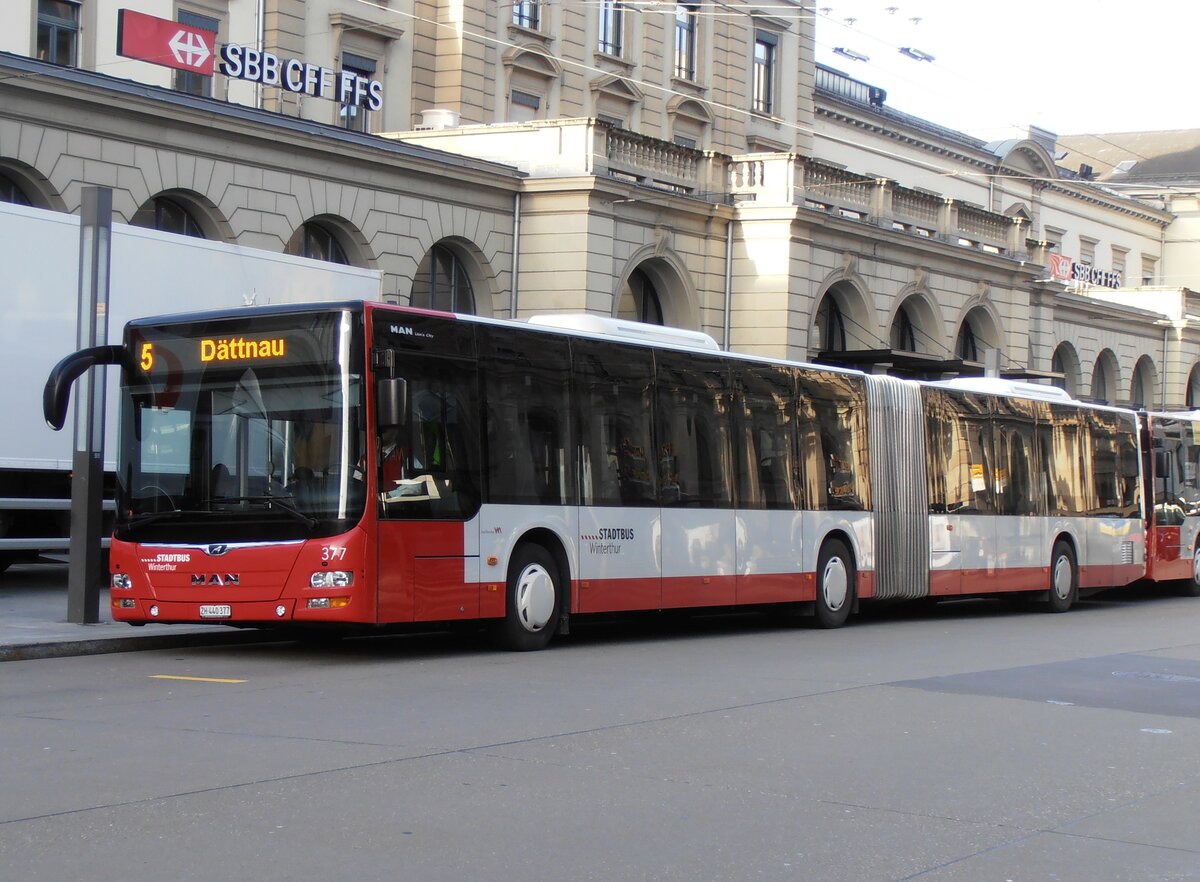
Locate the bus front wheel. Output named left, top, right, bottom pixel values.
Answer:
left=496, top=544, right=562, bottom=651
left=813, top=539, right=854, bottom=629
left=1046, top=541, right=1077, bottom=613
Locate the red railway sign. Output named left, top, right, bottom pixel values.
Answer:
left=116, top=9, right=215, bottom=76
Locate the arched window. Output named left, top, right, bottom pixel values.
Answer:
left=1187, top=366, right=1200, bottom=409
left=1091, top=350, right=1119, bottom=404
left=412, top=244, right=475, bottom=313
left=956, top=321, right=978, bottom=362
left=132, top=196, right=205, bottom=238
left=817, top=296, right=848, bottom=352
left=1051, top=342, right=1081, bottom=397
left=287, top=222, right=349, bottom=265
left=1130, top=357, right=1156, bottom=409
left=1051, top=348, right=1066, bottom=388
left=617, top=268, right=664, bottom=325
left=0, top=170, right=32, bottom=206
left=890, top=307, right=916, bottom=352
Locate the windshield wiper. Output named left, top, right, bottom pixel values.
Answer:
left=204, top=495, right=319, bottom=529
left=126, top=508, right=191, bottom=528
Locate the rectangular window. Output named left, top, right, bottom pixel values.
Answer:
left=993, top=398, right=1040, bottom=516
left=599, top=0, right=624, bottom=56
left=656, top=353, right=732, bottom=508
left=480, top=327, right=574, bottom=506
left=1079, top=236, right=1097, bottom=266
left=1111, top=246, right=1127, bottom=283
left=752, top=30, right=777, bottom=115
left=924, top=389, right=995, bottom=515
left=674, top=3, right=697, bottom=80
left=340, top=52, right=377, bottom=133
left=509, top=89, right=542, bottom=122
left=734, top=365, right=799, bottom=510
left=575, top=340, right=655, bottom=507
left=513, top=0, right=540, bottom=29
left=797, top=371, right=870, bottom=511
left=37, top=0, right=79, bottom=67
left=1042, top=226, right=1064, bottom=254
left=175, top=11, right=220, bottom=97
left=672, top=134, right=697, bottom=149
left=1142, top=254, right=1157, bottom=286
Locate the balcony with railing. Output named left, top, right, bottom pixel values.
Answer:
left=392, top=117, right=726, bottom=198
left=393, top=119, right=1026, bottom=257
left=727, top=154, right=1027, bottom=258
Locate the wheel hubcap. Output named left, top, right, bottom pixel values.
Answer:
left=1193, top=552, right=1200, bottom=586
left=822, top=557, right=848, bottom=612
left=1053, top=556, right=1072, bottom=600
left=515, top=564, right=555, bottom=633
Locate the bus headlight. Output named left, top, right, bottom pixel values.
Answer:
left=111, top=573, right=133, bottom=590
left=310, top=571, right=354, bottom=588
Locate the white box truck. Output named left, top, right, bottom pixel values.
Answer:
left=2, top=200, right=383, bottom=571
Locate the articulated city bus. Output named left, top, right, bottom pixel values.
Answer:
left=43, top=301, right=1190, bottom=650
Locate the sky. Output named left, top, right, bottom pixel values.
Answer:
left=812, top=1, right=1200, bottom=142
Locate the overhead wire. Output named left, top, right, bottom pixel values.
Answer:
left=0, top=0, right=1175, bottom=200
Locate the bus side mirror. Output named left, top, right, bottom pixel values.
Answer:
left=43, top=345, right=137, bottom=431
left=376, top=377, right=408, bottom=428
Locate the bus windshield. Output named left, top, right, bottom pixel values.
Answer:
left=115, top=309, right=366, bottom=543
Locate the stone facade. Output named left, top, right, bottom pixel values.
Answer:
left=3, top=0, right=1200, bottom=407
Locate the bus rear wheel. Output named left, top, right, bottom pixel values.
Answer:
left=496, top=544, right=561, bottom=651
left=1046, top=541, right=1077, bottom=613
left=813, top=539, right=854, bottom=629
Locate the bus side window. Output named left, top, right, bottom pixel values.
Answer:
left=574, top=341, right=655, bottom=507
left=481, top=327, right=573, bottom=507
left=380, top=361, right=481, bottom=519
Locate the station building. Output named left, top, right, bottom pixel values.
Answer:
left=3, top=0, right=1199, bottom=407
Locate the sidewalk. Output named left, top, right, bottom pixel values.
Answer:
left=0, top=562, right=277, bottom=661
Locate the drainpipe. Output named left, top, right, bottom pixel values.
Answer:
left=722, top=217, right=733, bottom=350
left=256, top=0, right=265, bottom=109
left=510, top=191, right=522, bottom=319
left=1162, top=321, right=1170, bottom=409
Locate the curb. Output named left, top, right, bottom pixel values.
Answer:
left=0, top=628, right=285, bottom=662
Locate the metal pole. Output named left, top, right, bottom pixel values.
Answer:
left=67, top=187, right=112, bottom=624
left=509, top=191, right=521, bottom=319
left=722, top=218, right=733, bottom=350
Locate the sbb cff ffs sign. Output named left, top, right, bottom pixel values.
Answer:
left=114, top=8, right=383, bottom=112
left=117, top=8, right=214, bottom=75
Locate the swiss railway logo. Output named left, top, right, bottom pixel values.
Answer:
left=169, top=30, right=211, bottom=68
left=117, top=10, right=216, bottom=75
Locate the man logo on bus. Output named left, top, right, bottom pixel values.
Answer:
left=191, top=573, right=241, bottom=586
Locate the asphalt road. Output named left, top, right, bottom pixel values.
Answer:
left=3, top=588, right=1200, bottom=881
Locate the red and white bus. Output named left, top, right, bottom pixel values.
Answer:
left=43, top=301, right=1192, bottom=649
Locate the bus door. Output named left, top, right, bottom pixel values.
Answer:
left=992, top=399, right=1043, bottom=592
left=373, top=320, right=483, bottom=623
left=953, top=396, right=997, bottom=594
left=925, top=390, right=992, bottom=595
left=575, top=341, right=662, bottom=612
left=656, top=354, right=736, bottom=608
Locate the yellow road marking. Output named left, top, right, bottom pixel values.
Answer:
left=150, top=674, right=247, bottom=684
